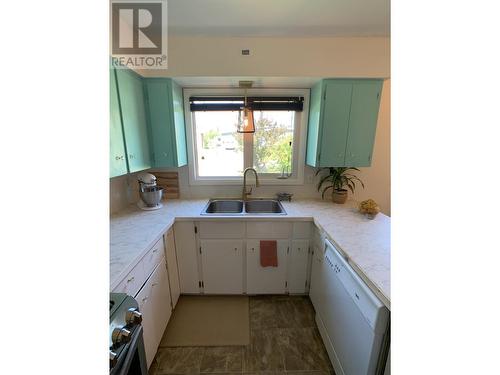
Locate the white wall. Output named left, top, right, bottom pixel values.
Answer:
left=138, top=36, right=390, bottom=78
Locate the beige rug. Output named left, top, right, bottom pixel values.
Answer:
left=160, top=295, right=250, bottom=346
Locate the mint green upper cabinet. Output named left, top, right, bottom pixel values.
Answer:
left=144, top=78, right=187, bottom=168
left=306, top=79, right=383, bottom=167
left=344, top=81, right=382, bottom=166
left=115, top=69, right=152, bottom=172
left=110, top=69, right=128, bottom=177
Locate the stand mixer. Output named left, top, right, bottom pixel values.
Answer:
left=137, top=172, right=164, bottom=210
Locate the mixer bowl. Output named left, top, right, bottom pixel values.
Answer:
left=140, top=186, right=164, bottom=207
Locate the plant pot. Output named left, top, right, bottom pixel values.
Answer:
left=332, top=189, right=348, bottom=204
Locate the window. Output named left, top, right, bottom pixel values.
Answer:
left=184, top=89, right=309, bottom=185
left=193, top=111, right=243, bottom=177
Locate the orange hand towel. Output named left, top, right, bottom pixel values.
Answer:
left=260, top=240, right=278, bottom=267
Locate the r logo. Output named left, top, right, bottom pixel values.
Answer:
left=112, top=2, right=162, bottom=54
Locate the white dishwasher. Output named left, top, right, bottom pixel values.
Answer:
left=313, top=239, right=389, bottom=375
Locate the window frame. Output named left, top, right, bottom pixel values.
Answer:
left=183, top=88, right=310, bottom=186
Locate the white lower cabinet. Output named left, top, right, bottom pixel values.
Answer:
left=174, top=221, right=200, bottom=293
left=165, top=228, right=181, bottom=307
left=288, top=240, right=310, bottom=294
left=136, top=277, right=155, bottom=368
left=309, top=241, right=326, bottom=311
left=136, top=257, right=172, bottom=368
left=246, top=239, right=289, bottom=294
left=201, top=239, right=244, bottom=294
left=151, top=257, right=172, bottom=345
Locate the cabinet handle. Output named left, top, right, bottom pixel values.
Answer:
left=152, top=283, right=158, bottom=287
left=129, top=154, right=135, bottom=159
left=127, top=277, right=135, bottom=283
left=234, top=248, right=238, bottom=251
left=115, top=155, right=124, bottom=160
left=142, top=296, right=148, bottom=302
left=152, top=248, right=158, bottom=253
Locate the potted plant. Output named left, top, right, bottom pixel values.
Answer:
left=316, top=167, right=365, bottom=204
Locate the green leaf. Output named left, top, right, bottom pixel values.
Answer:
left=316, top=173, right=333, bottom=192
left=321, top=185, right=334, bottom=199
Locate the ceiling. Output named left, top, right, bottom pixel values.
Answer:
left=167, top=0, right=390, bottom=37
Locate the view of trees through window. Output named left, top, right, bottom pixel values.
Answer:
left=194, top=110, right=295, bottom=177
left=253, top=111, right=294, bottom=174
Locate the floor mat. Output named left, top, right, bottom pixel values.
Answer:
left=160, top=295, right=250, bottom=346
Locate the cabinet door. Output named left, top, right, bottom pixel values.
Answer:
left=171, top=80, right=188, bottom=166
left=246, top=240, right=288, bottom=294
left=318, top=80, right=353, bottom=166
left=150, top=258, right=172, bottom=347
left=144, top=78, right=188, bottom=168
left=309, top=243, right=325, bottom=313
left=200, top=240, right=243, bottom=294
left=345, top=80, right=383, bottom=167
left=116, top=69, right=151, bottom=172
left=144, top=79, right=175, bottom=167
left=136, top=280, right=155, bottom=368
left=109, top=69, right=128, bottom=177
left=173, top=222, right=200, bottom=293
left=288, top=240, right=310, bottom=294
left=165, top=229, right=181, bottom=307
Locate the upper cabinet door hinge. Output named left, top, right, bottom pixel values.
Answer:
left=194, top=226, right=198, bottom=234
left=287, top=247, right=290, bottom=254
left=199, top=246, right=202, bottom=254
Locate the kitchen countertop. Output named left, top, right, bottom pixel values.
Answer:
left=110, top=198, right=391, bottom=309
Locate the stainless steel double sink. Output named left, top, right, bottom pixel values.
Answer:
left=202, top=199, right=286, bottom=215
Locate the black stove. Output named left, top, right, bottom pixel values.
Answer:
left=109, top=293, right=147, bottom=375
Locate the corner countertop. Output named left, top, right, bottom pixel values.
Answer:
left=110, top=198, right=391, bottom=309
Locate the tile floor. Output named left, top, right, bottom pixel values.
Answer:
left=149, top=295, right=334, bottom=375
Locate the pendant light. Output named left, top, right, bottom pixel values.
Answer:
left=237, top=81, right=255, bottom=133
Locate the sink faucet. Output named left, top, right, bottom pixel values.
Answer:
left=242, top=167, right=260, bottom=200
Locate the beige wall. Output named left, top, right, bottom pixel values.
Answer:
left=111, top=37, right=391, bottom=215
left=110, top=80, right=391, bottom=215
left=353, top=79, right=391, bottom=215
left=138, top=36, right=390, bottom=78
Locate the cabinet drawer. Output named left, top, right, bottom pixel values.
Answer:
left=113, top=261, right=145, bottom=297
left=142, top=237, right=165, bottom=278
left=293, top=222, right=312, bottom=239
left=199, top=222, right=245, bottom=238
left=246, top=222, right=292, bottom=239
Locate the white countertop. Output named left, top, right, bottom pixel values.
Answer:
left=110, top=198, right=391, bottom=308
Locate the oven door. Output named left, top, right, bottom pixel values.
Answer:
left=111, top=325, right=148, bottom=375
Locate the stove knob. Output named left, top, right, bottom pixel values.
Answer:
left=110, top=350, right=118, bottom=367
left=126, top=308, right=143, bottom=326
left=112, top=327, right=132, bottom=345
